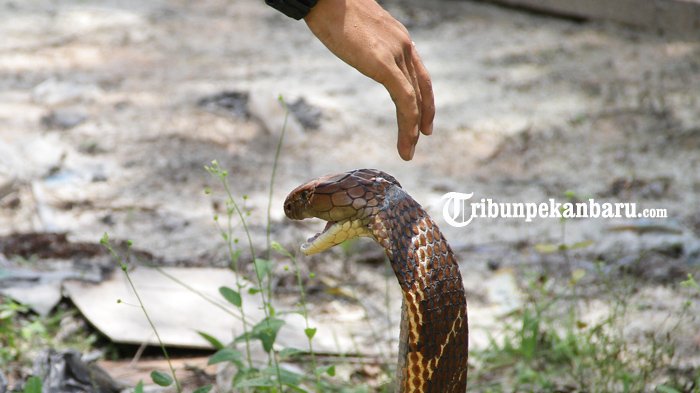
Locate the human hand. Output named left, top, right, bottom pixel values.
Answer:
left=304, top=0, right=435, bottom=161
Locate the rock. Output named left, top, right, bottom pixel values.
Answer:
left=0, top=133, right=66, bottom=181
left=41, top=108, right=88, bottom=130
left=32, top=78, right=102, bottom=106
left=0, top=175, right=16, bottom=201
left=32, top=349, right=124, bottom=393
left=0, top=369, right=7, bottom=393
left=604, top=176, right=672, bottom=199
left=287, top=97, right=322, bottom=130
left=197, top=90, right=250, bottom=119
left=0, top=232, right=116, bottom=315
left=248, top=88, right=305, bottom=142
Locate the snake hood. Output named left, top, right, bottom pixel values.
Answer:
left=283, top=169, right=402, bottom=255
left=285, top=168, right=469, bottom=392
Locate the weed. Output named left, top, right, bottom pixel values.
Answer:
left=468, top=267, right=698, bottom=392
left=99, top=96, right=378, bottom=392
left=0, top=300, right=96, bottom=373
left=101, top=234, right=182, bottom=392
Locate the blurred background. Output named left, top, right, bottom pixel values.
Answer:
left=0, top=0, right=699, bottom=391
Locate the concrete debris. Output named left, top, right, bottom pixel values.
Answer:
left=32, top=349, right=124, bottom=393
left=32, top=78, right=102, bottom=106
left=0, top=369, right=7, bottom=393
left=0, top=133, right=66, bottom=181
left=0, top=233, right=121, bottom=315
left=41, top=108, right=88, bottom=130
left=63, top=266, right=357, bottom=355
left=248, top=88, right=305, bottom=142
left=288, top=97, right=322, bottom=130
left=0, top=176, right=16, bottom=201
left=197, top=90, right=250, bottom=119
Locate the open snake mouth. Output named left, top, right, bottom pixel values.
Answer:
left=300, top=219, right=372, bottom=256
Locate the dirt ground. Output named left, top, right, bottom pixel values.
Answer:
left=1, top=0, right=699, bottom=390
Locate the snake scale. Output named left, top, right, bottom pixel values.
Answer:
left=284, top=169, right=468, bottom=392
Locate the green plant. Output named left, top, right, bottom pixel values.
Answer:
left=101, top=235, right=182, bottom=392
left=102, top=97, right=381, bottom=392
left=0, top=299, right=30, bottom=364
left=199, top=97, right=384, bottom=392
left=22, top=376, right=42, bottom=393
left=0, top=299, right=97, bottom=369
left=468, top=266, right=698, bottom=392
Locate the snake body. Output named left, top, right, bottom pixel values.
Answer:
left=284, top=169, right=468, bottom=392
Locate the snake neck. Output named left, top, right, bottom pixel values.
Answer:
left=370, top=185, right=469, bottom=393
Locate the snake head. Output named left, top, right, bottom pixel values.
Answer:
left=284, top=169, right=401, bottom=255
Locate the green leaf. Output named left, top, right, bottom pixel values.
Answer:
left=134, top=381, right=144, bottom=393
left=193, top=385, right=213, bottom=393
left=208, top=348, right=243, bottom=366
left=232, top=367, right=257, bottom=388
left=285, top=384, right=308, bottom=393
left=236, top=317, right=285, bottom=353
left=266, top=366, right=304, bottom=386
left=326, top=365, right=336, bottom=377
left=197, top=331, right=224, bottom=350
left=254, top=258, right=272, bottom=280
left=569, top=240, right=594, bottom=250
left=315, top=365, right=336, bottom=377
left=219, top=286, right=242, bottom=308
left=534, top=243, right=558, bottom=254
left=563, top=190, right=577, bottom=200
left=235, top=376, right=276, bottom=388
left=248, top=287, right=261, bottom=295
left=279, top=347, right=305, bottom=359
left=519, top=309, right=539, bottom=360
left=23, top=376, right=42, bottom=393
left=230, top=249, right=241, bottom=264
left=150, top=370, right=173, bottom=387
left=681, top=273, right=700, bottom=290
left=304, top=327, right=317, bottom=340
left=656, top=385, right=682, bottom=393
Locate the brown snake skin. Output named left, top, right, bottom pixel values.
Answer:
left=284, top=169, right=468, bottom=392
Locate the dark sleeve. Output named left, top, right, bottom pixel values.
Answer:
left=265, top=0, right=319, bottom=20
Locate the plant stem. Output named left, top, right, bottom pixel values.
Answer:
left=267, top=96, right=289, bottom=263
left=101, top=236, right=181, bottom=392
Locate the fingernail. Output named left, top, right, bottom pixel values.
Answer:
left=399, top=146, right=413, bottom=161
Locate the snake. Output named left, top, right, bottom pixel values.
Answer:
left=284, top=169, right=468, bottom=392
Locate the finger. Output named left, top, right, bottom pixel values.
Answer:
left=382, top=63, right=420, bottom=160
left=411, top=46, right=435, bottom=136
left=403, top=47, right=423, bottom=123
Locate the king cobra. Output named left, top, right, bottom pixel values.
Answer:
left=284, top=169, right=468, bottom=392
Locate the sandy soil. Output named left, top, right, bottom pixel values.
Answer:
left=1, top=0, right=699, bottom=390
